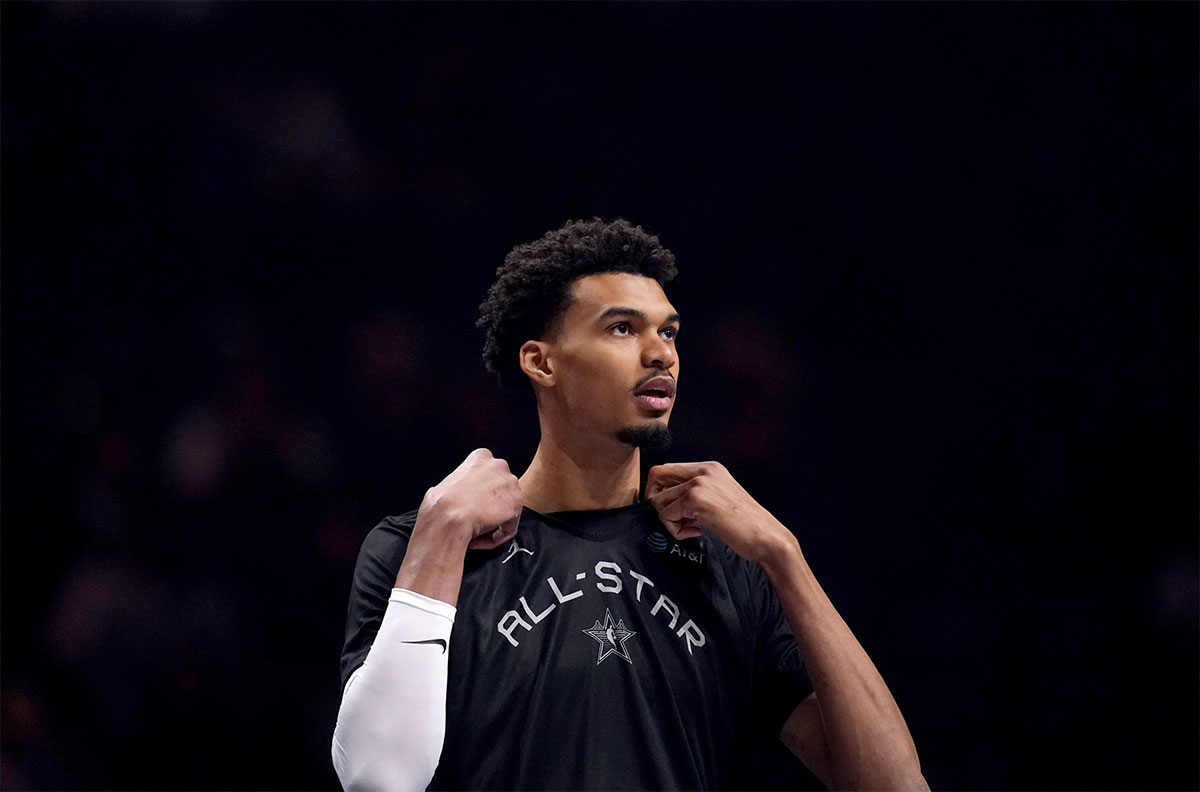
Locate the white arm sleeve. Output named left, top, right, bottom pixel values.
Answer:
left=332, top=588, right=455, bottom=792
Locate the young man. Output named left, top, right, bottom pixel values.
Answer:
left=332, top=219, right=928, bottom=791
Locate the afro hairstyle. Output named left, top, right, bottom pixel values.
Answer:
left=477, top=217, right=679, bottom=387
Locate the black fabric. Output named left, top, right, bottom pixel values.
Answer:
left=340, top=502, right=814, bottom=791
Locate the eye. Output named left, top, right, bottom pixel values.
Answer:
left=660, top=326, right=678, bottom=340
left=610, top=322, right=632, bottom=336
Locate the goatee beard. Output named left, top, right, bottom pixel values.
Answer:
left=616, top=424, right=673, bottom=450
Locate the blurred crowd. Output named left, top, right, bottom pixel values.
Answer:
left=3, top=3, right=1196, bottom=790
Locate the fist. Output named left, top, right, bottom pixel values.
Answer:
left=419, top=448, right=524, bottom=550
left=645, top=461, right=791, bottom=565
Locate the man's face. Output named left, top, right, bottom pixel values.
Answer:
left=541, top=272, right=680, bottom=445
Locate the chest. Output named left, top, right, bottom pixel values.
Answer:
left=432, top=528, right=763, bottom=789
left=448, top=531, right=754, bottom=703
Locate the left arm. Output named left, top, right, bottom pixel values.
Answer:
left=765, top=534, right=927, bottom=791
left=646, top=462, right=928, bottom=791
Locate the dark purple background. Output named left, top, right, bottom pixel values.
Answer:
left=2, top=3, right=1196, bottom=789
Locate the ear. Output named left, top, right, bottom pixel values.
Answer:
left=518, top=340, right=555, bottom=386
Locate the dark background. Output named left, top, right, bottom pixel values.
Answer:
left=2, top=3, right=1196, bottom=790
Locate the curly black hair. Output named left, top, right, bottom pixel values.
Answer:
left=477, top=218, right=679, bottom=387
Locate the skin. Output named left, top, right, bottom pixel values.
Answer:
left=516, top=272, right=681, bottom=513
left=394, top=272, right=928, bottom=791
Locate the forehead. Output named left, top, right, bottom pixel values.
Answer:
left=564, top=272, right=677, bottom=320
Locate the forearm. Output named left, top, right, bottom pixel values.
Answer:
left=332, top=589, right=454, bottom=791
left=763, top=534, right=926, bottom=791
left=394, top=505, right=473, bottom=606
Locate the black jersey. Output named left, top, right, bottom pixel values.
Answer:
left=340, top=501, right=813, bottom=790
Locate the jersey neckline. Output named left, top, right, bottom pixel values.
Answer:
left=523, top=500, right=655, bottom=542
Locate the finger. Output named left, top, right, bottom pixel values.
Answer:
left=500, top=507, right=522, bottom=535
left=470, top=520, right=518, bottom=551
left=466, top=447, right=494, bottom=465
left=469, top=486, right=522, bottom=550
left=493, top=523, right=518, bottom=548
left=653, top=485, right=705, bottom=541
left=469, top=531, right=501, bottom=550
left=660, top=516, right=703, bottom=541
left=647, top=478, right=698, bottom=513
left=659, top=489, right=704, bottom=527
left=484, top=509, right=522, bottom=548
left=645, top=462, right=711, bottom=498
left=454, top=447, right=493, bottom=476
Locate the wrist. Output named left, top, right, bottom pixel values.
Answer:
left=415, top=496, right=476, bottom=549
left=395, top=506, right=473, bottom=605
left=756, top=525, right=804, bottom=578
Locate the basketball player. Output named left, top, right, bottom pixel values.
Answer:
left=332, top=218, right=928, bottom=790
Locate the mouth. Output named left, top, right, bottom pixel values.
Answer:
left=632, top=375, right=676, bottom=412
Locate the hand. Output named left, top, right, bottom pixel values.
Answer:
left=645, top=461, right=793, bottom=565
left=418, top=448, right=524, bottom=551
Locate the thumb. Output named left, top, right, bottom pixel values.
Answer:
left=470, top=520, right=518, bottom=550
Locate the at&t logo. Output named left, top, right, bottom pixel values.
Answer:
left=644, top=531, right=705, bottom=565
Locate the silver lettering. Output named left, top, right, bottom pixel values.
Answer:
left=651, top=594, right=680, bottom=629
left=497, top=610, right=532, bottom=647
left=519, top=596, right=555, bottom=624
left=547, top=575, right=584, bottom=603
left=594, top=561, right=623, bottom=594
left=628, top=569, right=655, bottom=601
left=678, top=619, right=706, bottom=655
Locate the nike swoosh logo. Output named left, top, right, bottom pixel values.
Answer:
left=401, top=638, right=448, bottom=654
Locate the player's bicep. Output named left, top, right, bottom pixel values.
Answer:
left=780, top=691, right=834, bottom=790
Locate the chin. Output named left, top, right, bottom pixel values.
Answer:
left=616, top=423, right=673, bottom=450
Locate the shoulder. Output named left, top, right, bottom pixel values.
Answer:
left=353, top=509, right=420, bottom=580
left=701, top=528, right=754, bottom=576
left=364, top=509, right=419, bottom=547
left=701, top=528, right=769, bottom=604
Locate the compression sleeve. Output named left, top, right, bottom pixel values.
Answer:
left=332, top=588, right=455, bottom=792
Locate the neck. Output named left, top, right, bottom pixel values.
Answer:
left=519, top=423, right=641, bottom=513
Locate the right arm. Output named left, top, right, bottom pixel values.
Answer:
left=393, top=447, right=524, bottom=606
left=331, top=449, right=523, bottom=791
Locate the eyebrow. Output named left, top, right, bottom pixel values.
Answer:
left=597, top=306, right=682, bottom=325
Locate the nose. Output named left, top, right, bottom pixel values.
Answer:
left=642, top=333, right=676, bottom=371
